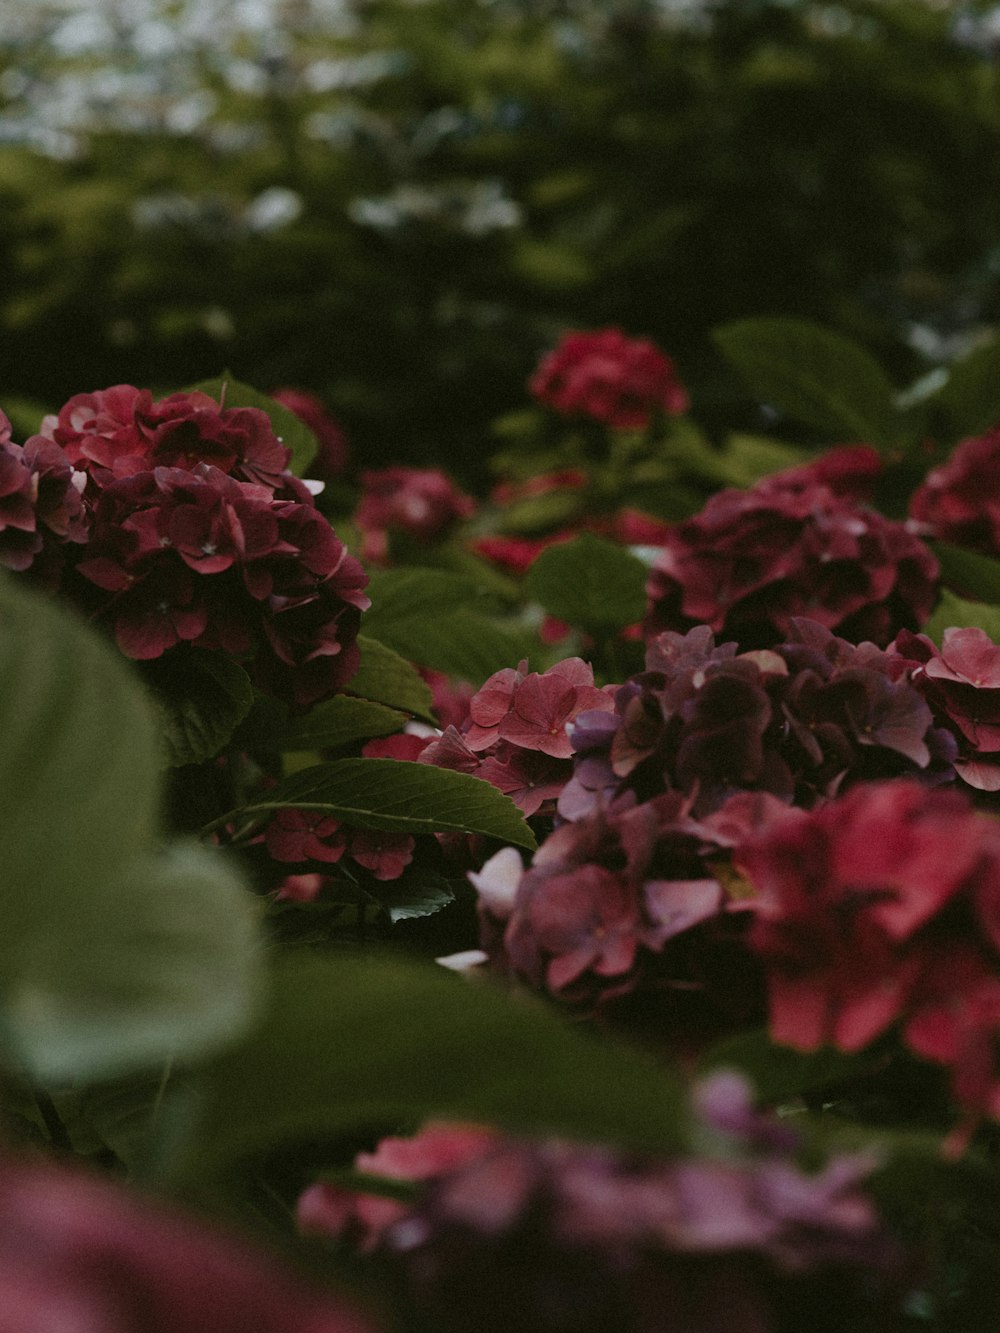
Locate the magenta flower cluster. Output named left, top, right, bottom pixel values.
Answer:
left=297, top=1074, right=897, bottom=1333
left=561, top=619, right=955, bottom=821
left=529, top=327, right=689, bottom=429
left=355, top=466, right=475, bottom=564
left=740, top=779, right=1000, bottom=1125
left=645, top=461, right=938, bottom=650
left=5, top=385, right=369, bottom=708
left=419, top=657, right=614, bottom=816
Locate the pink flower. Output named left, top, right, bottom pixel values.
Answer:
left=355, top=467, right=475, bottom=563
left=740, top=780, right=1000, bottom=1052
left=272, top=387, right=349, bottom=478
left=530, top=328, right=689, bottom=429
left=464, top=658, right=613, bottom=758
left=896, top=626, right=1000, bottom=789
left=0, top=1154, right=374, bottom=1333
left=298, top=1123, right=497, bottom=1251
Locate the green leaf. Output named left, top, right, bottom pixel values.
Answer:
left=0, top=575, right=262, bottom=1083
left=8, top=842, right=262, bottom=1084
left=698, top=1028, right=881, bottom=1105
left=283, top=696, right=407, bottom=751
left=932, top=541, right=1000, bottom=606
left=141, top=649, right=254, bottom=767
left=928, top=337, right=1000, bottom=440
left=923, top=588, right=1000, bottom=645
left=159, top=953, right=688, bottom=1186
left=525, top=532, right=647, bottom=631
left=713, top=433, right=810, bottom=488
left=189, top=373, right=318, bottom=476
left=363, top=568, right=533, bottom=684
left=235, top=757, right=536, bottom=850
left=0, top=574, right=160, bottom=936
left=713, top=318, right=898, bottom=449
left=348, top=634, right=435, bottom=722
left=372, top=872, right=456, bottom=923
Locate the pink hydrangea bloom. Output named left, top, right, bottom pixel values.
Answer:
left=355, top=467, right=475, bottom=563
left=529, top=328, right=689, bottom=429
left=739, top=780, right=1000, bottom=1053
left=895, top=625, right=1000, bottom=789
left=0, top=1154, right=374, bottom=1333
left=299, top=1093, right=897, bottom=1333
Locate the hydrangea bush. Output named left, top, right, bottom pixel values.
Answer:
left=11, top=317, right=1000, bottom=1329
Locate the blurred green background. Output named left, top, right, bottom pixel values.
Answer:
left=3, top=0, right=1000, bottom=479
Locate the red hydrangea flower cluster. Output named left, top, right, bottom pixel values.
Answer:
left=908, top=426, right=1000, bottom=555
left=895, top=626, right=1000, bottom=791
left=0, top=1154, right=373, bottom=1333
left=297, top=1077, right=897, bottom=1333
left=36, top=385, right=369, bottom=707
left=739, top=779, right=1000, bottom=1122
left=529, top=328, right=689, bottom=429
left=0, top=410, right=89, bottom=582
left=418, top=657, right=614, bottom=816
left=468, top=794, right=749, bottom=1013
left=266, top=808, right=415, bottom=884
left=560, top=620, right=955, bottom=822
left=645, top=464, right=938, bottom=650
left=355, top=466, right=475, bottom=564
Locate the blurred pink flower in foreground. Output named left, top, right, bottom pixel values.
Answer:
left=0, top=1154, right=375, bottom=1333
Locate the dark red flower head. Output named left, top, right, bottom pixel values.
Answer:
left=645, top=471, right=938, bottom=651
left=355, top=467, right=475, bottom=564
left=529, top=328, right=689, bottom=429
left=908, top=425, right=1000, bottom=555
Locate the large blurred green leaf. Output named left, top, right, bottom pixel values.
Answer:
left=525, top=532, right=647, bottom=631
left=231, top=756, right=536, bottom=850
left=0, top=575, right=261, bottom=1082
left=11, top=843, right=261, bottom=1084
left=190, top=374, right=318, bottom=476
left=713, top=318, right=898, bottom=449
left=160, top=952, right=689, bottom=1186
left=928, top=337, right=1000, bottom=441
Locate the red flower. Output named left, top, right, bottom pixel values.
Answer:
left=44, top=385, right=291, bottom=492
left=464, top=658, right=612, bottom=758
left=348, top=829, right=415, bottom=881
left=265, top=809, right=347, bottom=863
left=908, top=426, right=1000, bottom=555
left=740, top=780, right=1000, bottom=1052
left=530, top=328, right=689, bottom=429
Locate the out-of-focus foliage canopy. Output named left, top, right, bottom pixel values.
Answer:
left=3, top=0, right=1000, bottom=475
